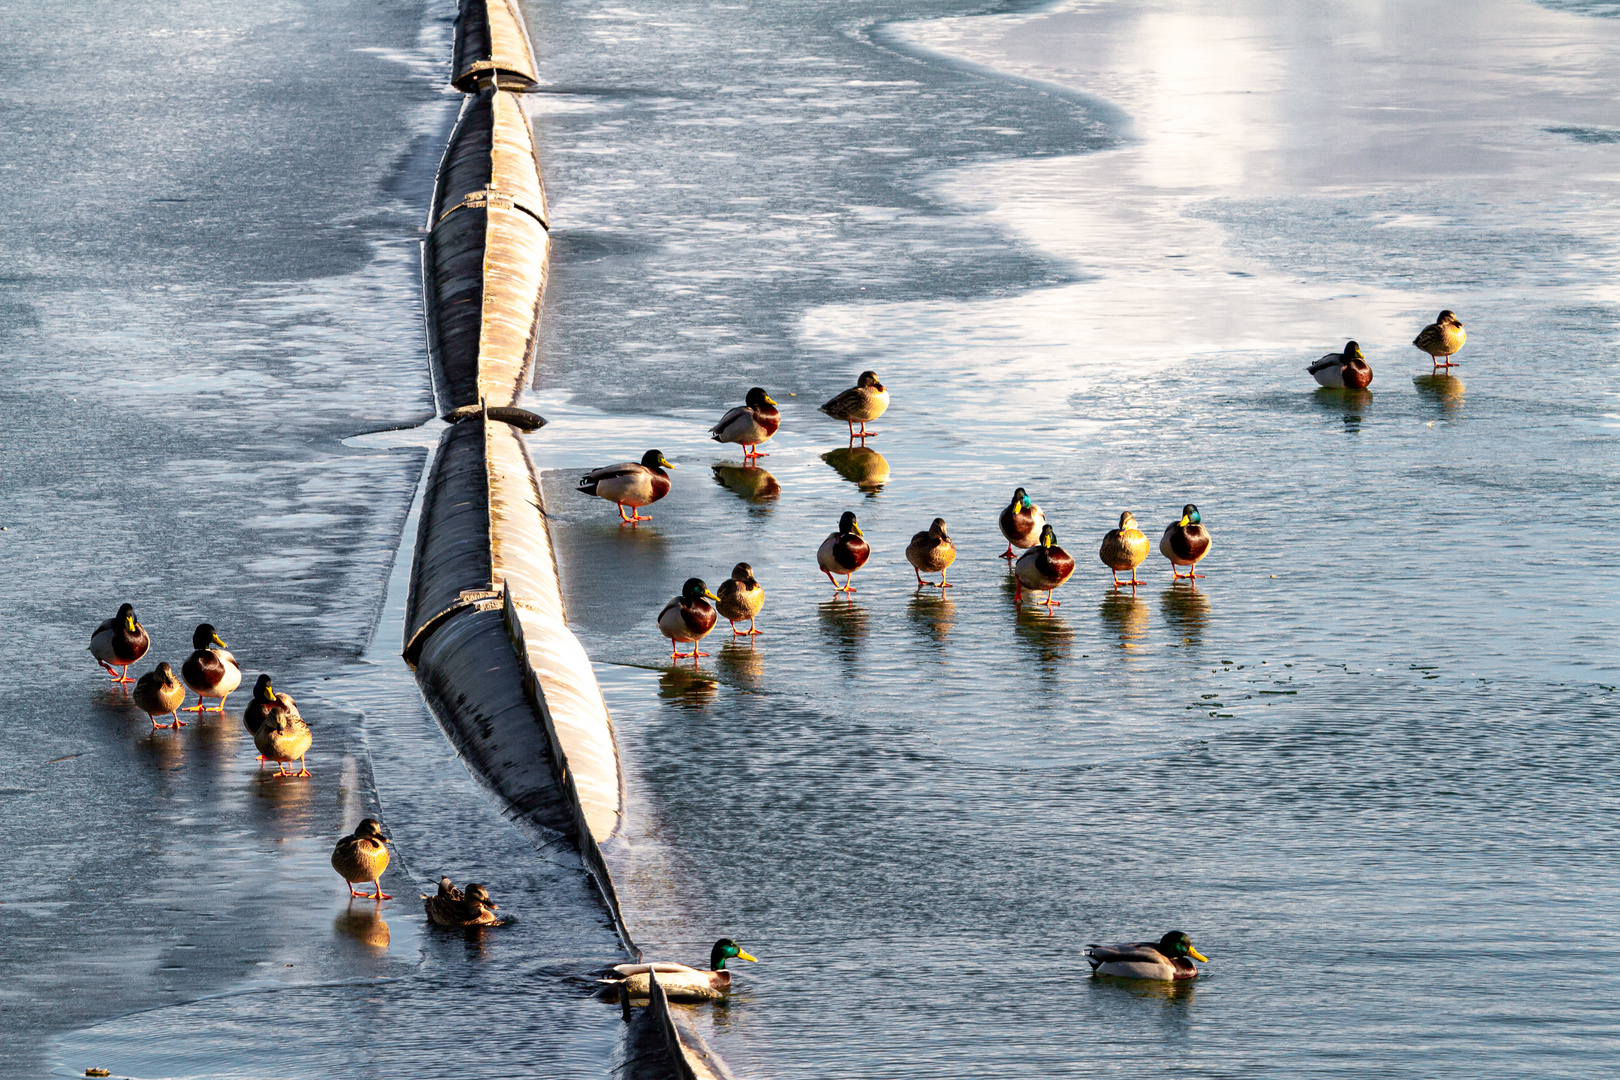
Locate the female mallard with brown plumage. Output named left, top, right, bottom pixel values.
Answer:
left=1085, top=931, right=1209, bottom=981
left=332, top=818, right=392, bottom=900
left=906, top=517, right=957, bottom=589
left=602, top=938, right=758, bottom=1003
left=132, top=662, right=186, bottom=729
left=1099, top=511, right=1150, bottom=587
left=1160, top=504, right=1211, bottom=579
left=181, top=623, right=241, bottom=712
left=1308, top=340, right=1373, bottom=389
left=1014, top=524, right=1074, bottom=607
left=998, top=487, right=1045, bottom=560
left=422, top=876, right=501, bottom=927
left=243, top=674, right=300, bottom=763
left=658, top=578, right=720, bottom=661
left=820, top=370, right=888, bottom=441
left=714, top=563, right=765, bottom=636
left=710, top=387, right=781, bottom=460
left=90, top=603, right=149, bottom=683
left=817, top=510, right=870, bottom=593
left=254, top=694, right=313, bottom=777
left=1413, top=310, right=1465, bottom=369
left=577, top=449, right=675, bottom=523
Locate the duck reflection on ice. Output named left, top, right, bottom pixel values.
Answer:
left=658, top=667, right=719, bottom=709
left=717, top=639, right=765, bottom=688
left=1099, top=590, right=1150, bottom=651
left=1160, top=584, right=1210, bottom=643
left=1413, top=373, right=1464, bottom=419
left=333, top=905, right=391, bottom=952
left=711, top=463, right=780, bottom=504
left=906, top=591, right=955, bottom=646
left=821, top=445, right=889, bottom=493
left=819, top=596, right=868, bottom=666
left=1312, top=386, right=1372, bottom=431
left=1014, top=603, right=1073, bottom=666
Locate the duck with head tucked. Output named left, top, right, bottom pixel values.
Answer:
left=181, top=623, right=241, bottom=712
left=1014, top=524, right=1074, bottom=607
left=1100, top=511, right=1150, bottom=587
left=602, top=937, right=758, bottom=1003
left=1308, top=340, right=1372, bottom=389
left=1085, top=931, right=1209, bottom=981
left=998, top=487, right=1045, bottom=561
left=132, top=662, right=186, bottom=729
left=658, top=578, right=721, bottom=662
left=820, top=370, right=888, bottom=441
left=423, top=876, right=502, bottom=927
left=817, top=511, right=870, bottom=593
left=90, top=603, right=149, bottom=683
left=906, top=517, right=957, bottom=589
left=710, top=387, right=781, bottom=460
left=714, top=563, right=765, bottom=636
left=332, top=818, right=392, bottom=900
left=577, top=449, right=675, bottom=523
left=1413, top=310, right=1465, bottom=369
left=1160, top=504, right=1211, bottom=580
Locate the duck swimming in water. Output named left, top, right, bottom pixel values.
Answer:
left=714, top=562, right=765, bottom=636
left=1413, top=310, right=1465, bottom=369
left=1099, top=511, right=1150, bottom=587
left=1159, top=504, right=1212, bottom=580
left=998, top=487, right=1045, bottom=560
left=332, top=819, right=392, bottom=900
left=710, top=387, right=781, bottom=460
left=423, top=876, right=502, bottom=927
left=181, top=623, right=241, bottom=712
left=132, top=662, right=186, bottom=729
left=1308, top=340, right=1373, bottom=389
left=90, top=603, right=149, bottom=683
left=817, top=511, right=870, bottom=593
left=658, top=578, right=720, bottom=661
left=601, top=938, right=758, bottom=1003
left=820, top=370, right=888, bottom=441
left=1085, top=931, right=1209, bottom=981
left=577, top=449, right=675, bottom=523
left=1014, top=524, right=1074, bottom=607
left=906, top=517, right=957, bottom=589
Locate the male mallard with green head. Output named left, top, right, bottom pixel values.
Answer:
left=602, top=938, right=758, bottom=1003
left=998, top=487, right=1045, bottom=560
left=1160, top=504, right=1211, bottom=579
left=1413, top=310, right=1465, bottom=369
left=254, top=695, right=312, bottom=777
left=658, top=578, right=721, bottom=661
left=132, top=662, right=186, bottom=729
left=332, top=818, right=392, bottom=900
left=1100, top=511, right=1150, bottom=587
left=244, top=674, right=300, bottom=762
left=577, top=449, right=675, bottom=523
left=423, top=876, right=502, bottom=927
left=181, top=623, right=242, bottom=712
left=714, top=562, right=765, bottom=636
left=1085, top=931, right=1209, bottom=981
left=820, top=370, right=888, bottom=441
left=906, top=517, right=957, bottom=589
left=817, top=510, right=871, bottom=593
left=1308, top=340, right=1373, bottom=389
left=710, top=387, right=781, bottom=460
left=90, top=603, right=149, bottom=683
left=1014, top=524, right=1074, bottom=607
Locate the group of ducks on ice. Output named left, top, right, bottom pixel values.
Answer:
left=84, top=312, right=1464, bottom=991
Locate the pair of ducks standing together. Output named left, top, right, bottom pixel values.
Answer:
left=90, top=605, right=312, bottom=775
left=1308, top=309, right=1466, bottom=388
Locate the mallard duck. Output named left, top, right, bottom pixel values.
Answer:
left=90, top=603, right=149, bottom=683
left=132, top=662, right=186, bottom=729
left=602, top=938, right=758, bottom=1003
left=332, top=818, right=392, bottom=900
left=577, top=450, right=675, bottom=523
left=710, top=387, right=781, bottom=459
left=1413, top=310, right=1465, bottom=369
left=254, top=695, right=313, bottom=777
left=817, top=510, right=870, bottom=593
left=906, top=517, right=957, bottom=589
left=1308, top=340, right=1373, bottom=388
left=820, top=370, right=888, bottom=440
left=422, top=876, right=501, bottom=927
left=181, top=623, right=242, bottom=712
left=243, top=674, right=300, bottom=761
left=1099, top=511, right=1150, bottom=587
left=714, top=563, right=765, bottom=636
left=999, top=487, right=1045, bottom=560
left=1085, top=931, right=1208, bottom=981
left=1014, top=524, right=1074, bottom=607
left=658, top=578, right=720, bottom=661
left=1160, top=504, right=1211, bottom=579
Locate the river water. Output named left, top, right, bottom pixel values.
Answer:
left=6, top=0, right=1619, bottom=1077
